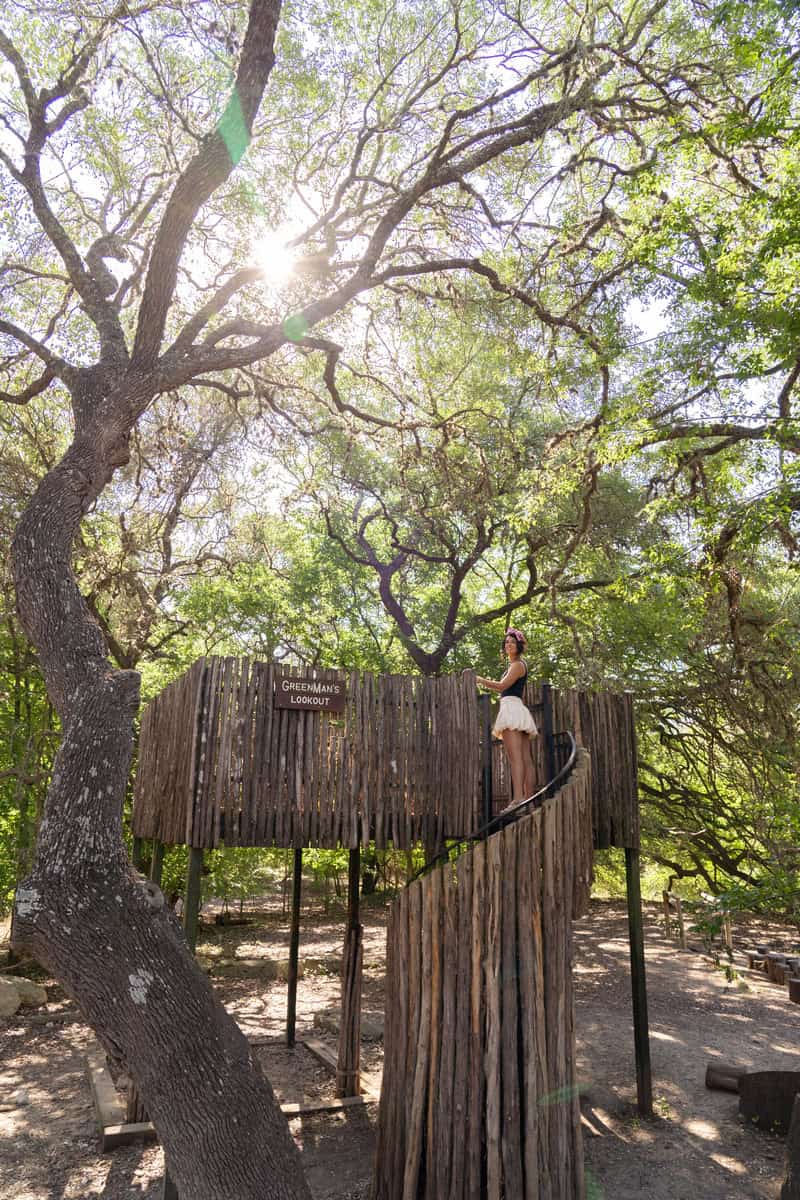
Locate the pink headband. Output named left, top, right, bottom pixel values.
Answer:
left=505, top=627, right=525, bottom=641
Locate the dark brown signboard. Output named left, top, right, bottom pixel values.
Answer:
left=274, top=671, right=347, bottom=712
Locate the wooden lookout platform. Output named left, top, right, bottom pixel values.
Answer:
left=132, top=657, right=640, bottom=853
left=128, top=656, right=647, bottom=1199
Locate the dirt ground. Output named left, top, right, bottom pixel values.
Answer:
left=575, top=903, right=800, bottom=1199
left=0, top=894, right=798, bottom=1199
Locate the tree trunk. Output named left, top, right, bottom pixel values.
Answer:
left=11, top=418, right=312, bottom=1199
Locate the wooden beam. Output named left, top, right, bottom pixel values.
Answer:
left=280, top=1094, right=374, bottom=1116
left=103, top=1121, right=158, bottom=1151
left=304, top=1037, right=380, bottom=1102
left=87, top=1048, right=124, bottom=1127
left=303, top=1036, right=339, bottom=1073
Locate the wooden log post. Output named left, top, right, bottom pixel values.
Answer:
left=183, top=847, right=203, bottom=954
left=675, top=896, right=686, bottom=949
left=541, top=682, right=556, bottom=796
left=481, top=692, right=493, bottom=830
left=739, top=1071, right=800, bottom=1135
left=767, top=954, right=788, bottom=984
left=705, top=1062, right=748, bottom=1093
left=625, top=848, right=653, bottom=1116
left=661, top=890, right=671, bottom=938
left=287, top=848, right=303, bottom=1047
left=336, top=847, right=363, bottom=1098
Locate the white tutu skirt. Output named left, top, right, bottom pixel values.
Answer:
left=492, top=696, right=538, bottom=737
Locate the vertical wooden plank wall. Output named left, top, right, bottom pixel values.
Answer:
left=491, top=684, right=640, bottom=850
left=373, top=750, right=593, bottom=1200
left=547, top=687, right=639, bottom=850
left=132, top=661, right=639, bottom=853
left=131, top=660, right=206, bottom=845
left=132, top=659, right=483, bottom=849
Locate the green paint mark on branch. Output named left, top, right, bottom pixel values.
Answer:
left=217, top=90, right=249, bottom=166
left=283, top=314, right=309, bottom=342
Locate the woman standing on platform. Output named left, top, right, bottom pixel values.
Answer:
left=475, top=628, right=537, bottom=805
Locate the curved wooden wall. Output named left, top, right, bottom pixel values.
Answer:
left=373, top=750, right=593, bottom=1200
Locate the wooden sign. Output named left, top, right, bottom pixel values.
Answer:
left=274, top=671, right=347, bottom=712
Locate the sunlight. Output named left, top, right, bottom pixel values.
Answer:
left=684, top=1117, right=720, bottom=1141
left=710, top=1154, right=747, bottom=1176
left=251, top=227, right=297, bottom=291
left=63, top=1164, right=112, bottom=1197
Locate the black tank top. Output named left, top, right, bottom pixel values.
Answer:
left=502, top=660, right=527, bottom=699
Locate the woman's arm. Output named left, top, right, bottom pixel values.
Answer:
left=476, top=661, right=524, bottom=693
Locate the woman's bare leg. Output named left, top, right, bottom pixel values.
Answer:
left=502, top=730, right=527, bottom=803
left=522, top=735, right=536, bottom=799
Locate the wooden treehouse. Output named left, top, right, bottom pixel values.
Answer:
left=130, top=656, right=646, bottom=1200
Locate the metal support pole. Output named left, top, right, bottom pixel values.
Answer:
left=150, top=840, right=165, bottom=886
left=131, top=836, right=145, bottom=872
left=183, top=847, right=204, bottom=954
left=481, top=692, right=494, bottom=830
left=287, top=848, right=303, bottom=1047
left=336, top=846, right=363, bottom=1097
left=625, top=847, right=653, bottom=1116
left=541, top=682, right=556, bottom=796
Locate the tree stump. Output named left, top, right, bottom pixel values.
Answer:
left=766, top=954, right=788, bottom=984
left=740, top=1072, right=800, bottom=1135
